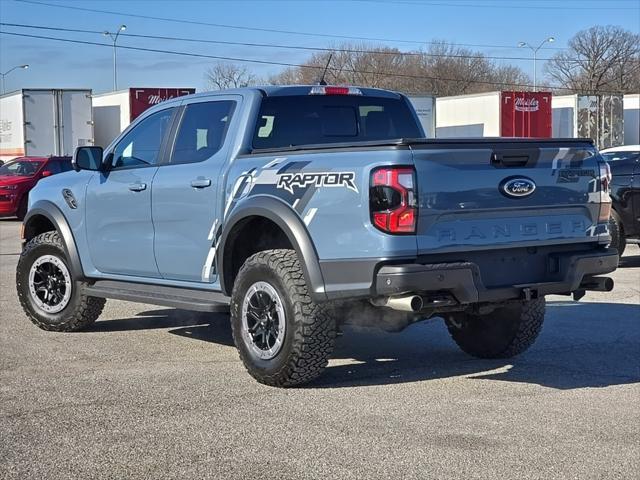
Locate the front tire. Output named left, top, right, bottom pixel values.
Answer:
left=230, top=249, right=335, bottom=387
left=16, top=231, right=106, bottom=332
left=445, top=298, right=545, bottom=359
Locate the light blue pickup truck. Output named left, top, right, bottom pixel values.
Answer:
left=16, top=85, right=618, bottom=386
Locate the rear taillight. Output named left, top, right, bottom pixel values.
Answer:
left=598, top=160, right=612, bottom=223
left=370, top=166, right=417, bottom=234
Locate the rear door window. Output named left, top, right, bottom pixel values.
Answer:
left=253, top=95, right=421, bottom=150
left=59, top=159, right=73, bottom=172
left=170, top=101, right=235, bottom=164
left=44, top=161, right=62, bottom=175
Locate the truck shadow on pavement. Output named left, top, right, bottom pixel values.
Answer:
left=315, top=301, right=640, bottom=390
left=88, top=309, right=235, bottom=346
left=89, top=301, right=640, bottom=390
left=619, top=252, right=640, bottom=268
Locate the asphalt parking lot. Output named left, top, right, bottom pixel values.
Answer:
left=1, top=218, right=639, bottom=480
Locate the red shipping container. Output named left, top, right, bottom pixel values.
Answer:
left=129, top=88, right=195, bottom=121
left=501, top=91, right=552, bottom=138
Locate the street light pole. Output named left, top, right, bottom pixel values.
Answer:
left=0, top=64, right=29, bottom=95
left=103, top=25, right=127, bottom=91
left=518, top=37, right=555, bottom=91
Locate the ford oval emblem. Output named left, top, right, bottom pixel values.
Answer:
left=501, top=177, right=536, bottom=198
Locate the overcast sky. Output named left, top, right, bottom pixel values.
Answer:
left=1, top=0, right=639, bottom=94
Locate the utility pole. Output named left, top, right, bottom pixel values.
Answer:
left=103, top=25, right=127, bottom=91
left=518, top=37, right=555, bottom=91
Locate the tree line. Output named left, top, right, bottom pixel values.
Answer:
left=205, top=25, right=640, bottom=96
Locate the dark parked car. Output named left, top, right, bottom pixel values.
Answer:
left=0, top=156, right=73, bottom=220
left=601, top=145, right=640, bottom=256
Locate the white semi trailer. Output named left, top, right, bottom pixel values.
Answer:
left=406, top=95, right=436, bottom=138
left=551, top=94, right=624, bottom=149
left=0, top=89, right=93, bottom=162
left=623, top=94, right=639, bottom=145
left=434, top=91, right=552, bottom=138
left=92, top=88, right=195, bottom=148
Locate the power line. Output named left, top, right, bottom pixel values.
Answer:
left=14, top=0, right=567, bottom=51
left=356, top=0, right=640, bottom=9
left=1, top=29, right=631, bottom=94
left=0, top=22, right=562, bottom=62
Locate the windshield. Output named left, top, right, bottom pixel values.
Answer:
left=253, top=95, right=422, bottom=150
left=601, top=151, right=639, bottom=162
left=0, top=160, right=44, bottom=177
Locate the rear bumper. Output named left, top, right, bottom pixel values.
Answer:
left=375, top=248, right=619, bottom=303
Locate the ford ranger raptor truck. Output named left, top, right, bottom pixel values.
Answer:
left=16, top=85, right=618, bottom=387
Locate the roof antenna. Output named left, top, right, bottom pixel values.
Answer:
left=317, top=53, right=333, bottom=86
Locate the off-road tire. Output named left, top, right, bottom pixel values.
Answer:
left=16, top=231, right=105, bottom=332
left=445, top=297, right=545, bottom=359
left=609, top=211, right=626, bottom=257
left=16, top=195, right=28, bottom=221
left=230, top=249, right=336, bottom=387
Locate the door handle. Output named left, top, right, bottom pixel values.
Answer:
left=128, top=182, right=147, bottom=192
left=191, top=178, right=212, bottom=188
left=491, top=149, right=536, bottom=167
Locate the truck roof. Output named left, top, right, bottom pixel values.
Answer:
left=155, top=85, right=403, bottom=106
left=257, top=85, right=403, bottom=98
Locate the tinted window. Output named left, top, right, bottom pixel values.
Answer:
left=59, top=158, right=73, bottom=172
left=171, top=101, right=235, bottom=164
left=112, top=108, right=174, bottom=169
left=45, top=159, right=73, bottom=174
left=601, top=152, right=639, bottom=162
left=44, top=161, right=62, bottom=174
left=253, top=95, right=421, bottom=150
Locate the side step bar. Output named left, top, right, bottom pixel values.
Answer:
left=83, top=280, right=230, bottom=313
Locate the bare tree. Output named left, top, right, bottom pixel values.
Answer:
left=268, top=44, right=406, bottom=89
left=205, top=62, right=257, bottom=90
left=544, top=26, right=640, bottom=94
left=268, top=42, right=530, bottom=96
left=410, top=42, right=530, bottom=96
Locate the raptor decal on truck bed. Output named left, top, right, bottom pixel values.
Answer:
left=276, top=172, right=358, bottom=194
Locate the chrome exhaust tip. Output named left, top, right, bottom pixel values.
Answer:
left=381, top=295, right=424, bottom=312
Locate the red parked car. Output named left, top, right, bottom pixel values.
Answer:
left=0, top=156, right=72, bottom=220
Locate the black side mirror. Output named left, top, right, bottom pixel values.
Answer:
left=73, top=146, right=104, bottom=172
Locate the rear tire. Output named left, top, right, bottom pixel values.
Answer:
left=609, top=211, right=626, bottom=257
left=16, top=231, right=106, bottom=332
left=445, top=298, right=545, bottom=359
left=230, top=249, right=335, bottom=387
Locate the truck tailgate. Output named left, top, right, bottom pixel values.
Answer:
left=411, top=140, right=607, bottom=254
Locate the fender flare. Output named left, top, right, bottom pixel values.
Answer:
left=217, top=195, right=327, bottom=301
left=23, top=200, right=85, bottom=279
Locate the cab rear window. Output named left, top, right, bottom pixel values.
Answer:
left=253, top=95, right=422, bottom=150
